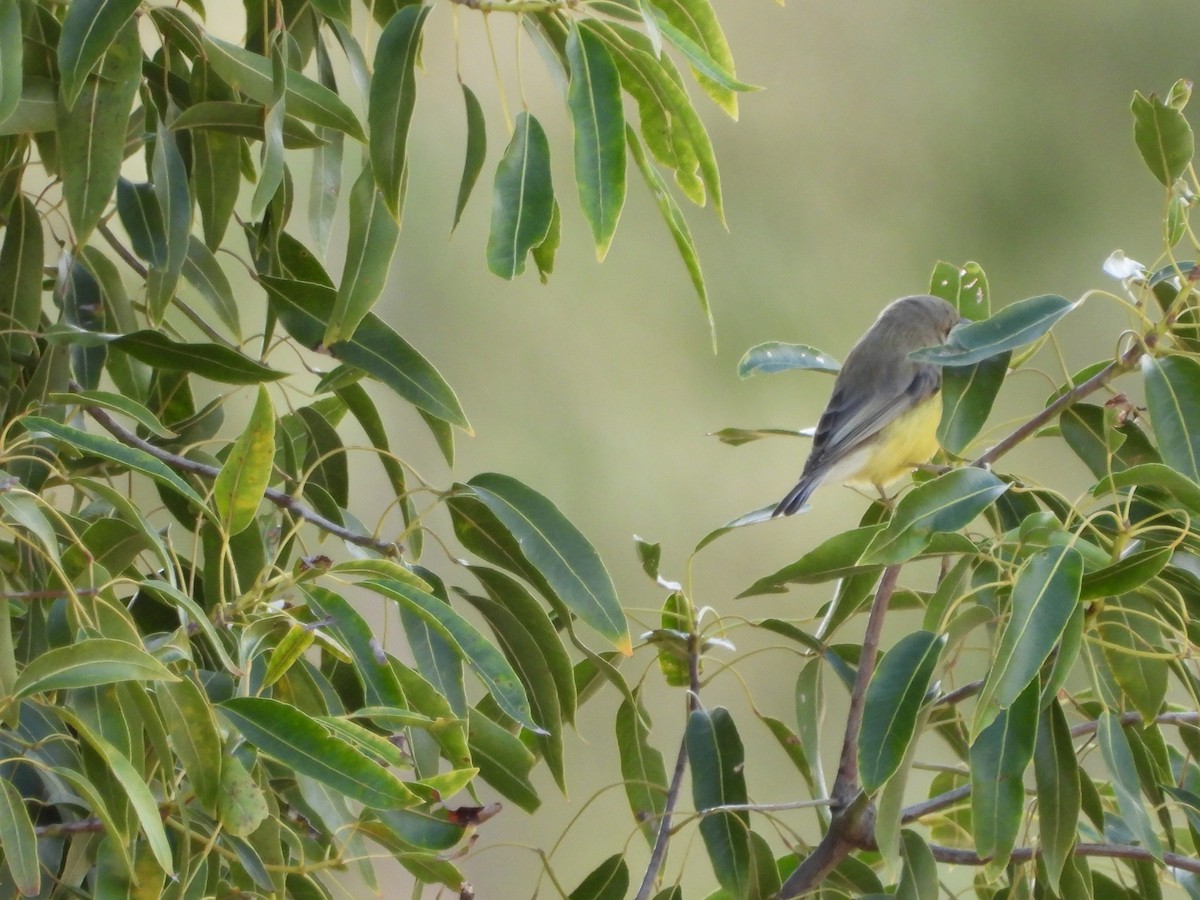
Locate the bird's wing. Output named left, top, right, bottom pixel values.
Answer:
left=802, top=362, right=941, bottom=480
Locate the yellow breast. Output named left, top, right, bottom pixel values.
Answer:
left=844, top=396, right=943, bottom=488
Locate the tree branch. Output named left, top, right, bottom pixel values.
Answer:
left=927, top=840, right=1200, bottom=876
left=75, top=393, right=401, bottom=557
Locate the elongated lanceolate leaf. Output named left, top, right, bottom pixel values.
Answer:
left=20, top=417, right=205, bottom=508
left=463, top=472, right=630, bottom=653
left=112, top=331, right=285, bottom=385
left=859, top=631, right=945, bottom=792
left=863, top=468, right=1008, bottom=565
left=616, top=693, right=667, bottom=844
left=58, top=18, right=141, bottom=242
left=50, top=390, right=176, bottom=439
left=567, top=23, right=626, bottom=260
left=1034, top=700, right=1080, bottom=894
left=260, top=275, right=469, bottom=429
left=221, top=697, right=418, bottom=809
left=939, top=350, right=1009, bottom=456
left=326, top=165, right=399, bottom=345
left=737, top=341, right=840, bottom=378
left=453, top=83, right=486, bottom=231
left=172, top=100, right=326, bottom=148
left=0, top=194, right=44, bottom=363
left=213, top=386, right=275, bottom=535
left=12, top=638, right=178, bottom=697
left=183, top=236, right=241, bottom=337
left=688, top=707, right=750, bottom=895
left=970, top=681, right=1038, bottom=873
left=310, top=34, right=343, bottom=255
left=57, top=0, right=139, bottom=110
left=0, top=0, right=22, bottom=127
left=569, top=855, right=629, bottom=900
left=1097, top=712, right=1164, bottom=860
left=156, top=677, right=223, bottom=815
left=0, top=775, right=38, bottom=895
left=1143, top=354, right=1200, bottom=483
left=362, top=578, right=540, bottom=734
left=116, top=178, right=167, bottom=266
left=487, top=112, right=554, bottom=279
left=202, top=34, right=366, bottom=140
left=739, top=523, right=884, bottom=596
left=973, top=545, right=1082, bottom=734
left=369, top=4, right=429, bottom=218
left=148, top=123, right=192, bottom=323
left=910, top=294, right=1075, bottom=367
left=1132, top=90, right=1195, bottom=186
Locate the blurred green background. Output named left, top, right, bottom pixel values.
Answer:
left=256, top=1, right=1199, bottom=894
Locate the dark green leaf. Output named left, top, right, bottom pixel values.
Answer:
left=57, top=0, right=140, bottom=110
left=487, top=112, right=554, bottom=279
left=309, top=35, right=344, bottom=254
left=862, top=468, right=1008, bottom=566
left=112, top=331, right=285, bottom=384
left=20, top=416, right=205, bottom=508
left=363, top=578, right=540, bottom=733
left=1097, top=463, right=1200, bottom=513
left=116, top=178, right=167, bottom=265
left=1081, top=547, right=1172, bottom=600
left=939, top=350, right=1010, bottom=456
left=202, top=34, right=366, bottom=140
left=1098, top=712, right=1164, bottom=860
left=464, top=472, right=630, bottom=653
left=0, top=774, right=38, bottom=896
left=295, top=403, right=349, bottom=507
left=183, top=236, right=241, bottom=337
left=220, top=698, right=418, bottom=808
left=1034, top=699, right=1080, bottom=894
left=302, top=586, right=406, bottom=708
left=171, top=100, right=327, bottom=148
left=58, top=18, right=141, bottom=242
left=368, top=4, right=429, bottom=218
left=148, top=124, right=192, bottom=323
left=969, top=680, right=1038, bottom=872
left=737, top=341, right=840, bottom=378
left=327, top=164, right=399, bottom=344
left=910, top=294, right=1075, bottom=367
left=531, top=198, right=561, bottom=283
left=897, top=829, right=938, bottom=900
left=859, top=631, right=945, bottom=792
left=616, top=693, right=667, bottom=844
left=687, top=707, right=750, bottom=896
left=190, top=61, right=242, bottom=249
left=468, top=709, right=540, bottom=813
left=58, top=250, right=105, bottom=389
left=249, top=46, right=286, bottom=221
left=261, top=275, right=470, bottom=429
left=567, top=23, right=626, bottom=260
left=0, top=195, right=45, bottom=364
left=1143, top=354, right=1200, bottom=483
left=452, top=83, right=486, bottom=230
left=569, top=855, right=629, bottom=900
left=0, top=79, right=55, bottom=135
left=739, top=524, right=884, bottom=596
left=1098, top=595, right=1167, bottom=721
left=1063, top=403, right=1160, bottom=480
left=0, top=0, right=21, bottom=127
left=1132, top=90, right=1195, bottom=186
left=973, top=545, right=1082, bottom=734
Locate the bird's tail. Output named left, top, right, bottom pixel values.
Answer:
left=772, top=474, right=819, bottom=517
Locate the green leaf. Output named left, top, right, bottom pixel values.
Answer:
left=57, top=0, right=140, bottom=111
left=249, top=45, right=287, bottom=221
left=62, top=711, right=175, bottom=874
left=567, top=23, right=626, bottom=260
left=190, top=62, right=242, bottom=250
left=1132, top=90, right=1195, bottom=186
left=569, top=855, right=629, bottom=900
left=626, top=127, right=710, bottom=340
left=116, top=178, right=167, bottom=264
left=221, top=698, right=418, bottom=808
left=183, top=236, right=241, bottom=337
left=487, top=112, right=554, bottom=279
left=0, top=0, right=21, bottom=127
left=1098, top=712, right=1164, bottom=860
left=112, top=331, right=285, bottom=385
left=1097, top=463, right=1200, bottom=513
left=973, top=545, right=1083, bottom=734
left=368, top=5, right=429, bottom=218
left=739, top=524, right=884, bottom=596
left=464, top=472, right=630, bottom=653
left=0, top=195, right=44, bottom=364
left=49, top=389, right=176, bottom=439
left=1098, top=595, right=1168, bottom=721
left=0, top=775, right=39, bottom=896
left=309, top=35, right=344, bottom=255
left=147, top=124, right=193, bottom=323
left=58, top=18, right=141, bottom=242
left=737, top=342, right=840, bottom=378
left=1143, top=354, right=1200, bottom=483
left=327, top=164, right=399, bottom=345
left=616, top=693, right=668, bottom=844
left=213, top=386, right=275, bottom=535
left=0, top=79, right=55, bottom=135
left=217, top=752, right=269, bottom=837
left=858, top=631, right=945, bottom=792
left=910, top=294, right=1075, bottom=367
left=12, top=637, right=178, bottom=698
left=453, top=83, right=486, bottom=230
left=1063, top=403, right=1160, bottom=480
left=201, top=34, right=366, bottom=140
left=156, top=677, right=223, bottom=815
left=1081, top=546, right=1172, bottom=600
left=531, top=198, right=562, bottom=283
left=897, top=829, right=938, bottom=900
left=363, top=578, right=540, bottom=733
left=939, top=350, right=1010, bottom=456
left=261, top=275, right=470, bottom=429
left=1034, top=699, right=1080, bottom=895
left=687, top=707, right=750, bottom=896
left=302, top=586, right=406, bottom=708
left=23, top=415, right=205, bottom=507
left=862, top=468, right=1008, bottom=565
left=171, top=100, right=327, bottom=149
left=929, top=259, right=991, bottom=319
left=467, top=708, right=540, bottom=812
left=649, top=0, right=742, bottom=114
left=970, top=680, right=1038, bottom=873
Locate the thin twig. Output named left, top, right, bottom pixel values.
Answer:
left=901, top=783, right=972, bottom=824
left=935, top=679, right=983, bottom=707
left=75, top=394, right=400, bottom=556
left=697, top=798, right=837, bottom=816
left=927, top=840, right=1200, bottom=876
left=633, top=632, right=703, bottom=900
left=1070, top=709, right=1199, bottom=738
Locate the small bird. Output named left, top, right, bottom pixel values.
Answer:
left=773, top=294, right=966, bottom=516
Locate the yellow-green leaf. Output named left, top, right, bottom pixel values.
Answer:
left=214, top=386, right=276, bottom=535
